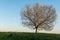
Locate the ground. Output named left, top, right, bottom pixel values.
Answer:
left=0, top=32, right=60, bottom=40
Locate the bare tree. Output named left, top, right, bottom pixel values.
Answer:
left=21, top=3, right=56, bottom=33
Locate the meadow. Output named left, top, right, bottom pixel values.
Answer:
left=0, top=32, right=60, bottom=40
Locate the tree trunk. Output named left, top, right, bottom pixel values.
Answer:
left=35, top=28, right=38, bottom=33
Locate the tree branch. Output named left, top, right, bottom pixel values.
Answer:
left=24, top=14, right=36, bottom=26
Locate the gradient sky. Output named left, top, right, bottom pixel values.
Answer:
left=0, top=0, right=60, bottom=33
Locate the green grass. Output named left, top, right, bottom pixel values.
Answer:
left=0, top=32, right=60, bottom=40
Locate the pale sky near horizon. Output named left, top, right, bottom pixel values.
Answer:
left=0, top=0, right=60, bottom=33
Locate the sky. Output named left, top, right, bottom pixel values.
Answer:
left=0, top=0, right=60, bottom=33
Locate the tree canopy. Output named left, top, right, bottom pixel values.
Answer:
left=21, top=3, right=56, bottom=33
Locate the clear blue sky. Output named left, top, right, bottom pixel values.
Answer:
left=0, top=0, right=60, bottom=33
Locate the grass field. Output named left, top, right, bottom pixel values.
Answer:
left=0, top=32, right=60, bottom=40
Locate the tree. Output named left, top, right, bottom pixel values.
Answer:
left=21, top=3, right=56, bottom=33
